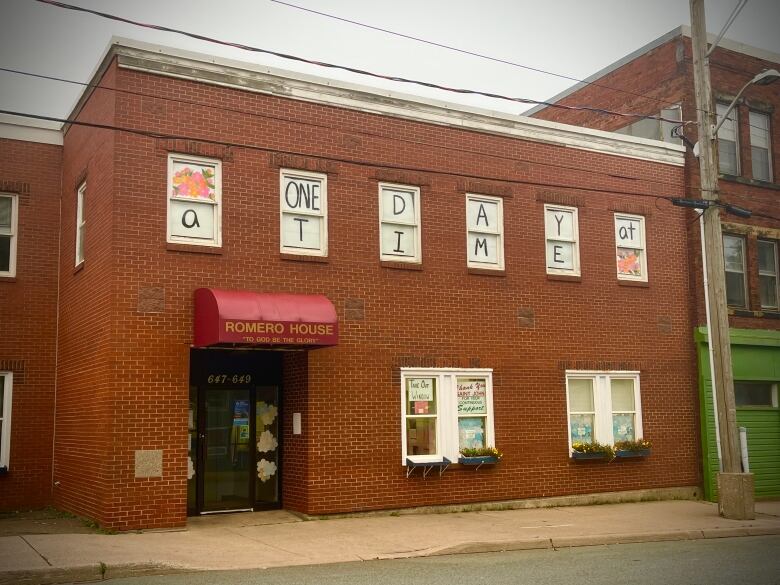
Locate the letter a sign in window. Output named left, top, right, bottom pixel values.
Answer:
left=466, top=194, right=503, bottom=270
left=379, top=183, right=421, bottom=263
left=544, top=204, right=580, bottom=276
left=167, top=154, right=222, bottom=247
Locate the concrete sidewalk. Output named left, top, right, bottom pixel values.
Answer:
left=1, top=499, right=779, bottom=584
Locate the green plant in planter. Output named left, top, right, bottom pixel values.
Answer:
left=571, top=441, right=615, bottom=460
left=613, top=438, right=652, bottom=452
left=460, top=446, right=502, bottom=458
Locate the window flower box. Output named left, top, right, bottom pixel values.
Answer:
left=571, top=451, right=611, bottom=461
left=458, top=455, right=500, bottom=466
left=615, top=449, right=651, bottom=458
left=458, top=447, right=501, bottom=469
left=571, top=441, right=614, bottom=461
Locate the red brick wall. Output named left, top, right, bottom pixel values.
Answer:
left=0, top=137, right=61, bottom=510
left=50, top=54, right=698, bottom=528
left=533, top=35, right=780, bottom=332
left=53, top=65, right=118, bottom=522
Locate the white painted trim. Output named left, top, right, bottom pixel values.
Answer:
left=75, top=182, right=86, bottom=267
left=279, top=168, right=328, bottom=257
left=614, top=213, right=649, bottom=283
left=379, top=183, right=421, bottom=263
left=400, top=368, right=495, bottom=465
left=0, top=193, right=18, bottom=278
left=166, top=153, right=222, bottom=248
left=92, top=40, right=684, bottom=167
left=544, top=204, right=580, bottom=277
left=466, top=194, right=504, bottom=271
left=565, top=371, right=643, bottom=454
left=0, top=115, right=62, bottom=145
left=0, top=372, right=12, bottom=469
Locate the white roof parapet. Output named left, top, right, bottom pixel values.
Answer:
left=75, top=38, right=685, bottom=167
left=0, top=114, right=62, bottom=145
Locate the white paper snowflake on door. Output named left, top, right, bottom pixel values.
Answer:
left=257, top=459, right=277, bottom=482
left=257, top=430, right=278, bottom=453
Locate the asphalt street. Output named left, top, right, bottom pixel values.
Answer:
left=104, top=535, right=780, bottom=585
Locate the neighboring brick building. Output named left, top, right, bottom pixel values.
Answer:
left=0, top=118, right=62, bottom=509
left=2, top=39, right=699, bottom=530
left=530, top=26, right=780, bottom=501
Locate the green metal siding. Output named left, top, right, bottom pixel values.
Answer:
left=695, top=327, right=780, bottom=501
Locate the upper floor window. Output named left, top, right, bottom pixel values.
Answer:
left=749, top=111, right=772, bottom=182
left=167, top=154, right=222, bottom=248
left=75, top=182, right=86, bottom=266
left=0, top=193, right=17, bottom=277
left=544, top=204, right=580, bottom=276
left=280, top=169, right=327, bottom=256
left=466, top=194, right=504, bottom=270
left=614, top=213, right=647, bottom=281
left=716, top=103, right=740, bottom=176
left=379, top=183, right=420, bottom=263
left=566, top=371, right=642, bottom=452
left=758, top=240, right=779, bottom=311
left=723, top=234, right=747, bottom=308
left=0, top=373, right=12, bottom=471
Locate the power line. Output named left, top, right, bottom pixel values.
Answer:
left=0, top=65, right=685, bottom=191
left=32, top=0, right=690, bottom=126
left=270, top=0, right=682, bottom=111
left=1, top=107, right=686, bottom=207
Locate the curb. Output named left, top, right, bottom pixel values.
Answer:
left=2, top=526, right=779, bottom=585
left=0, top=563, right=188, bottom=585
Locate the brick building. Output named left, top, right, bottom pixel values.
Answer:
left=1, top=39, right=699, bottom=530
left=529, top=26, right=780, bottom=501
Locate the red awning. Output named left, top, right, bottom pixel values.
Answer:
left=194, top=288, right=338, bottom=348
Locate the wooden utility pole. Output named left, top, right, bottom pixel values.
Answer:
left=689, top=0, right=753, bottom=519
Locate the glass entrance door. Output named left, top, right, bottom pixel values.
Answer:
left=201, top=388, right=253, bottom=512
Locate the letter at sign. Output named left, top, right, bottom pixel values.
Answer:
left=553, top=244, right=564, bottom=263
left=476, top=203, right=488, bottom=226
left=555, top=213, right=565, bottom=236
left=182, top=209, right=200, bottom=228
left=475, top=237, right=488, bottom=256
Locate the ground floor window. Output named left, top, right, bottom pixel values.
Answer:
left=0, top=373, right=12, bottom=470
left=401, top=368, right=494, bottom=464
left=566, top=371, right=642, bottom=453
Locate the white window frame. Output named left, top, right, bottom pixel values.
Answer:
left=758, top=239, right=779, bottom=310
left=723, top=234, right=748, bottom=308
left=716, top=102, right=740, bottom=176
left=400, top=368, right=494, bottom=464
left=379, top=183, right=421, bottom=263
left=565, top=371, right=643, bottom=454
left=0, top=372, right=12, bottom=470
left=0, top=193, right=18, bottom=278
left=167, top=154, right=222, bottom=248
left=749, top=110, right=772, bottom=182
left=280, top=168, right=328, bottom=257
left=544, top=204, right=580, bottom=276
left=75, top=182, right=86, bottom=266
left=614, top=213, right=648, bottom=282
left=466, top=194, right=504, bottom=270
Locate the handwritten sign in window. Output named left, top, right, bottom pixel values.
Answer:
left=457, top=378, right=487, bottom=414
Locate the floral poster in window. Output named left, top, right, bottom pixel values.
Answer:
left=457, top=378, right=487, bottom=414
left=617, top=248, right=642, bottom=276
left=570, top=414, right=593, bottom=444
left=613, top=414, right=635, bottom=442
left=458, top=417, right=486, bottom=450
left=171, top=161, right=216, bottom=201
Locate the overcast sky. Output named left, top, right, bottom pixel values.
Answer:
left=1, top=0, right=779, bottom=125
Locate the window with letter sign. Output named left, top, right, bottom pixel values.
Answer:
left=280, top=169, right=327, bottom=256
left=466, top=195, right=503, bottom=270
left=615, top=214, right=647, bottom=281
left=167, top=154, right=221, bottom=247
left=544, top=204, right=579, bottom=276
left=457, top=377, right=488, bottom=450
left=379, top=183, right=420, bottom=263
left=405, top=378, right=437, bottom=456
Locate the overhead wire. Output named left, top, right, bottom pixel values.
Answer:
left=269, top=0, right=682, bottom=111
left=0, top=65, right=686, bottom=191
left=32, top=0, right=691, bottom=126
left=0, top=107, right=689, bottom=210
